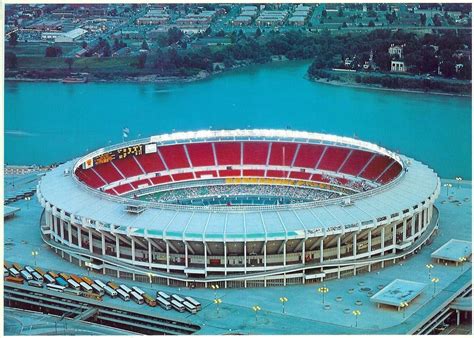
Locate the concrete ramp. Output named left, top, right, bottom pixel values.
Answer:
left=73, top=307, right=98, bottom=321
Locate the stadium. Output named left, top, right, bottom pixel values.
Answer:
left=37, top=129, right=440, bottom=288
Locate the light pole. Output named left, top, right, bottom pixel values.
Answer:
left=431, top=277, right=440, bottom=297
left=25, top=196, right=31, bottom=209
left=147, top=272, right=153, bottom=286
left=318, top=285, right=329, bottom=305
left=426, top=264, right=434, bottom=279
left=459, top=256, right=467, bottom=272
left=214, top=298, right=222, bottom=315
left=455, top=176, right=462, bottom=189
left=352, top=310, right=361, bottom=327
left=443, top=183, right=452, bottom=197
left=400, top=301, right=409, bottom=319
left=279, top=297, right=288, bottom=314
left=252, top=305, right=261, bottom=322
left=31, top=250, right=39, bottom=266
left=211, top=284, right=219, bottom=299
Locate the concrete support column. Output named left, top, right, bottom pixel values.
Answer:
left=131, top=238, right=135, bottom=263
left=115, top=234, right=120, bottom=278
left=185, top=242, right=189, bottom=268
left=60, top=219, right=65, bottom=243
left=337, top=236, right=341, bottom=259
left=47, top=212, right=53, bottom=240
left=166, top=241, right=170, bottom=273
left=204, top=242, right=208, bottom=277
left=77, top=226, right=82, bottom=248
left=402, top=219, right=407, bottom=241
left=101, top=232, right=106, bottom=274
left=88, top=228, right=93, bottom=253
left=224, top=243, right=227, bottom=274
left=456, top=310, right=460, bottom=326
left=392, top=223, right=397, bottom=254
left=352, top=232, right=357, bottom=257
left=368, top=229, right=372, bottom=272
left=418, top=212, right=422, bottom=234
left=148, top=239, right=152, bottom=269
left=320, top=238, right=324, bottom=263
left=411, top=217, right=416, bottom=240
left=244, top=242, right=247, bottom=274
left=263, top=242, right=267, bottom=270
left=283, top=241, right=287, bottom=267
left=67, top=222, right=72, bottom=244
left=381, top=226, right=385, bottom=268
left=302, top=239, right=306, bottom=264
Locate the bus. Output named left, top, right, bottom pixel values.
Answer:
left=4, top=267, right=9, bottom=277
left=8, top=267, right=20, bottom=278
left=81, top=276, right=94, bottom=286
left=156, top=296, right=171, bottom=310
left=59, top=273, right=70, bottom=281
left=182, top=301, right=197, bottom=314
left=130, top=291, right=144, bottom=304
left=132, top=286, right=145, bottom=296
left=12, top=263, right=22, bottom=271
left=91, top=284, right=105, bottom=296
left=46, top=284, right=66, bottom=292
left=94, top=279, right=107, bottom=289
left=5, top=276, right=24, bottom=284
left=70, top=274, right=83, bottom=284
left=31, top=271, right=44, bottom=282
left=157, top=291, right=171, bottom=301
left=103, top=285, right=117, bottom=298
left=35, top=267, right=46, bottom=276
left=20, top=270, right=33, bottom=281
left=67, top=279, right=81, bottom=290
left=80, top=282, right=93, bottom=292
left=55, top=276, right=68, bottom=287
left=107, top=281, right=119, bottom=290
left=116, top=288, right=130, bottom=301
left=119, top=284, right=132, bottom=294
left=48, top=271, right=59, bottom=279
left=184, top=296, right=201, bottom=311
left=171, top=299, right=185, bottom=312
left=143, top=294, right=157, bottom=307
left=24, top=266, right=35, bottom=274
left=82, top=292, right=103, bottom=301
left=28, top=280, right=43, bottom=288
left=171, top=294, right=185, bottom=303
left=64, top=288, right=81, bottom=296
left=43, top=274, right=56, bottom=284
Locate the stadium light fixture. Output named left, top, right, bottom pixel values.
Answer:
left=458, top=256, right=467, bottom=272
left=31, top=250, right=39, bottom=266
left=211, top=284, right=219, bottom=298
left=252, top=305, right=261, bottom=321
left=318, top=284, right=329, bottom=305
left=455, top=176, right=463, bottom=188
left=400, top=301, right=409, bottom=318
left=431, top=277, right=440, bottom=296
left=147, top=272, right=153, bottom=285
left=352, top=310, right=361, bottom=327
left=279, top=297, right=288, bottom=314
left=214, top=298, right=222, bottom=315
left=443, top=183, right=452, bottom=197
left=425, top=264, right=434, bottom=279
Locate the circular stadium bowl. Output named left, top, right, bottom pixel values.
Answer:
left=37, top=129, right=440, bottom=288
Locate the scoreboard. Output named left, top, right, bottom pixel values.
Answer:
left=93, top=145, right=144, bottom=165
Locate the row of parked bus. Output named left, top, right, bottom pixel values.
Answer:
left=4, top=262, right=201, bottom=314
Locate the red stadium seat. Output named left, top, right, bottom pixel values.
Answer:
left=113, top=156, right=143, bottom=178
left=268, top=142, right=298, bottom=166
left=195, top=170, right=218, bottom=178
left=317, top=147, right=350, bottom=172
left=172, top=172, right=194, bottom=181
left=93, top=162, right=123, bottom=183
left=75, top=167, right=106, bottom=188
left=114, top=184, right=134, bottom=195
left=243, top=169, right=265, bottom=177
left=293, top=144, right=325, bottom=169
left=218, top=169, right=241, bottom=177
left=159, top=144, right=190, bottom=170
left=150, top=175, right=172, bottom=185
left=266, top=170, right=289, bottom=178
left=360, top=155, right=393, bottom=181
left=130, top=178, right=153, bottom=189
left=135, top=152, right=166, bottom=173
left=377, top=162, right=402, bottom=183
left=339, top=150, right=374, bottom=176
left=311, top=173, right=330, bottom=183
left=289, top=171, right=311, bottom=180
left=243, top=142, right=269, bottom=165
left=214, top=142, right=241, bottom=165
left=104, top=188, right=118, bottom=195
left=186, top=143, right=215, bottom=167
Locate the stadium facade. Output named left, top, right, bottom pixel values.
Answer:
left=37, top=129, right=440, bottom=288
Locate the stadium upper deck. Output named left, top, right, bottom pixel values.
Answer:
left=37, top=130, right=440, bottom=287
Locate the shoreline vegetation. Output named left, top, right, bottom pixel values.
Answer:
left=5, top=29, right=471, bottom=95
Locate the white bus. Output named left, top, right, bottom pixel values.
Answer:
left=80, top=282, right=93, bottom=292
left=91, top=284, right=105, bottom=296
left=20, top=270, right=33, bottom=281
left=103, top=285, right=117, bottom=298
left=116, top=288, right=130, bottom=301
left=156, top=296, right=171, bottom=310
left=182, top=301, right=197, bottom=314
left=43, top=274, right=56, bottom=284
left=8, top=268, right=20, bottom=278
left=132, top=286, right=145, bottom=296
left=119, top=284, right=132, bottom=294
left=171, top=299, right=185, bottom=312
left=67, top=279, right=81, bottom=290
left=94, top=279, right=107, bottom=289
left=24, top=266, right=35, bottom=274
left=184, top=296, right=201, bottom=310
left=46, top=284, right=66, bottom=292
left=28, top=280, right=43, bottom=288
left=130, top=291, right=144, bottom=304
left=157, top=291, right=171, bottom=301
left=4, top=267, right=9, bottom=277
left=31, top=271, right=44, bottom=282
left=171, top=294, right=185, bottom=303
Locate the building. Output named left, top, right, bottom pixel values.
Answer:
left=37, top=129, right=439, bottom=288
left=288, top=16, right=306, bottom=26
left=256, top=10, right=289, bottom=26
left=388, top=44, right=403, bottom=59
left=54, top=27, right=87, bottom=43
left=233, top=16, right=252, bottom=26
left=391, top=60, right=407, bottom=72
left=136, top=16, right=170, bottom=25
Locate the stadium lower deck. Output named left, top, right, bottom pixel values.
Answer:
left=3, top=172, right=472, bottom=335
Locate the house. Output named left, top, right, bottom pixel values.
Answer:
left=391, top=60, right=406, bottom=72
left=388, top=44, right=403, bottom=59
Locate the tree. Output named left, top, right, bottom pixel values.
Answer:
left=439, top=61, right=455, bottom=77
left=322, top=9, right=327, bottom=18
left=368, top=20, right=375, bottom=27
left=338, top=8, right=344, bottom=17
left=342, top=22, right=348, bottom=28
left=420, top=13, right=427, bottom=26
left=9, top=32, right=18, bottom=47
left=167, top=27, right=184, bottom=45
left=216, top=29, right=225, bottom=37
left=137, top=53, right=147, bottom=68
left=65, top=57, right=74, bottom=70
left=5, top=52, right=17, bottom=68
left=141, top=40, right=149, bottom=50
left=81, top=40, right=88, bottom=49
left=103, top=41, right=111, bottom=57
left=45, top=46, right=62, bottom=57
left=255, top=27, right=262, bottom=38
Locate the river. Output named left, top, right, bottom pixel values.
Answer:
left=4, top=60, right=472, bottom=179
